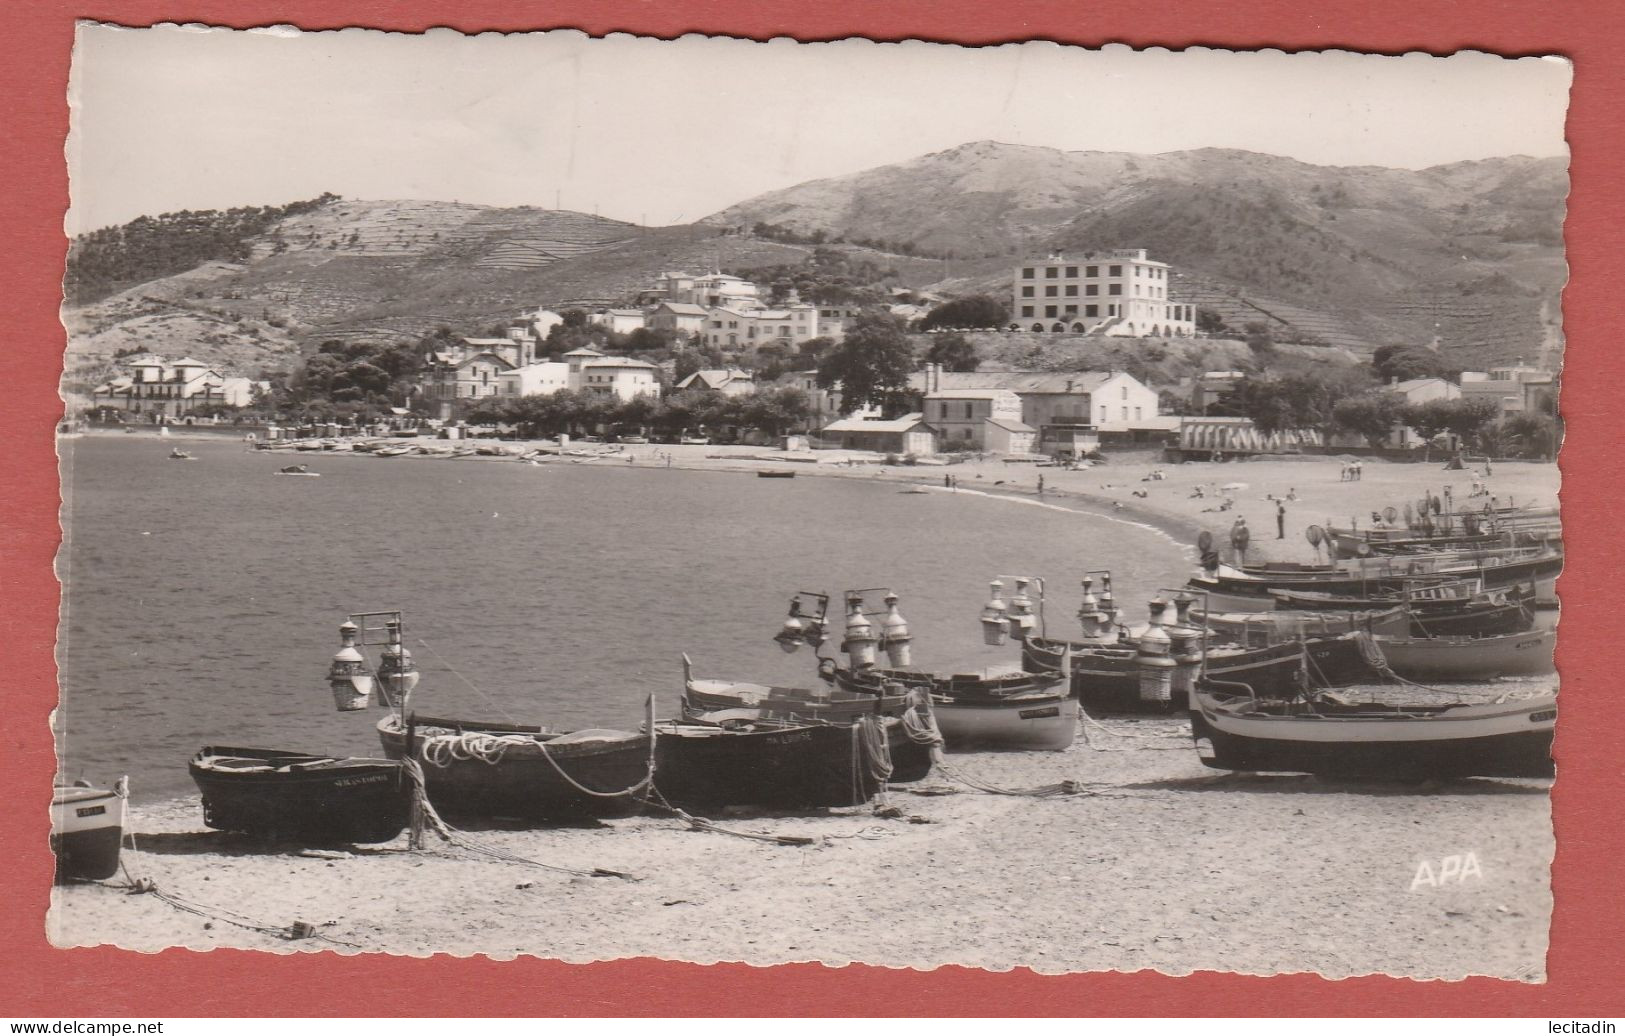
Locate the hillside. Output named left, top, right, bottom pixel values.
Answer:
left=61, top=201, right=815, bottom=383
left=706, top=142, right=1569, bottom=367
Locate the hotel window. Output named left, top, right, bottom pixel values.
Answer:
left=1109, top=284, right=1122, bottom=295
left=1086, top=266, right=1098, bottom=277
left=1064, top=285, right=1077, bottom=296
left=1064, top=305, right=1077, bottom=315
left=1134, top=407, right=1142, bottom=420
left=1065, top=266, right=1078, bottom=277
left=1109, top=265, right=1122, bottom=276
left=964, top=403, right=975, bottom=419
left=1045, top=286, right=1058, bottom=297
left=1086, top=284, right=1098, bottom=296
left=1085, top=304, right=1098, bottom=317
left=1022, top=268, right=1034, bottom=278
left=1021, top=286, right=1034, bottom=297
left=1020, top=306, right=1033, bottom=317
left=1046, top=267, right=1058, bottom=278
left=1045, top=306, right=1057, bottom=317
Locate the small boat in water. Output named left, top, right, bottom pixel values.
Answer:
left=757, top=470, right=796, bottom=479
left=188, top=747, right=412, bottom=844
left=51, top=778, right=128, bottom=881
left=276, top=463, right=320, bottom=477
left=167, top=448, right=194, bottom=460
left=1188, top=683, right=1556, bottom=779
left=377, top=713, right=653, bottom=821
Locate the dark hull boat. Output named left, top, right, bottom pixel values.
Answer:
left=51, top=780, right=127, bottom=881
left=1268, top=584, right=1536, bottom=638
left=653, top=715, right=932, bottom=810
left=189, top=747, right=411, bottom=844
left=1022, top=634, right=1378, bottom=712
left=377, top=714, right=652, bottom=821
left=1191, top=606, right=1411, bottom=645
left=1191, top=551, right=1563, bottom=608
left=1188, top=685, right=1557, bottom=779
left=683, top=671, right=908, bottom=723
left=827, top=665, right=1077, bottom=751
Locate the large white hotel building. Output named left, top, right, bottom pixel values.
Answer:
left=1013, top=248, right=1195, bottom=337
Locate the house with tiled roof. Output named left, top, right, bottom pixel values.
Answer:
left=676, top=368, right=756, bottom=397
left=90, top=353, right=253, bottom=419
left=910, top=363, right=1161, bottom=448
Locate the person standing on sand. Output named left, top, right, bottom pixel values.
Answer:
left=1038, top=475, right=1045, bottom=495
left=1276, top=500, right=1286, bottom=539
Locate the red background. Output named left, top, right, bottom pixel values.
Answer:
left=2, top=0, right=1620, bottom=1016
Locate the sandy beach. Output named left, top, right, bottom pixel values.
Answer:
left=52, top=432, right=1561, bottom=979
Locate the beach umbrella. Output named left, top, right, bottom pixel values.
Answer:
left=1305, top=524, right=1325, bottom=561
left=1383, top=506, right=1398, bottom=524
left=1403, top=501, right=1414, bottom=527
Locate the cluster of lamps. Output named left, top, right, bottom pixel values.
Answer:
left=774, top=588, right=913, bottom=669
left=328, top=613, right=419, bottom=712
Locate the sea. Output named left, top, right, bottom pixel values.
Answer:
left=55, top=435, right=1191, bottom=802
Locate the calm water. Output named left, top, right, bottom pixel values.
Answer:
left=56, top=436, right=1189, bottom=801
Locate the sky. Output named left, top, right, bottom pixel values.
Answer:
left=66, top=25, right=1573, bottom=234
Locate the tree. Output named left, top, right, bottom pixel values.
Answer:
left=1243, top=321, right=1276, bottom=358
left=739, top=386, right=812, bottom=438
left=673, top=350, right=705, bottom=384
left=1401, top=398, right=1498, bottom=458
left=816, top=312, right=917, bottom=416
left=919, top=295, right=1008, bottom=331
left=1372, top=344, right=1459, bottom=384
left=1233, top=373, right=1352, bottom=435
left=924, top=332, right=980, bottom=372
left=1500, top=413, right=1558, bottom=461
left=1195, top=308, right=1228, bottom=335
left=1332, top=390, right=1407, bottom=449
left=1157, top=388, right=1194, bottom=417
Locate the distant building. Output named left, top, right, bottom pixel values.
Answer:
left=822, top=413, right=935, bottom=455
left=1172, top=416, right=1323, bottom=460
left=676, top=368, right=756, bottom=397
left=1191, top=371, right=1248, bottom=414
left=1388, top=377, right=1461, bottom=447
left=910, top=365, right=1162, bottom=449
left=922, top=388, right=1036, bottom=453
left=649, top=302, right=709, bottom=337
left=588, top=309, right=647, bottom=335
left=1012, top=249, right=1195, bottom=337
left=703, top=304, right=821, bottom=349
left=498, top=362, right=572, bottom=400
left=90, top=354, right=254, bottom=419
left=422, top=350, right=516, bottom=420
left=1459, top=362, right=1556, bottom=421
left=815, top=304, right=865, bottom=342
left=580, top=356, right=661, bottom=401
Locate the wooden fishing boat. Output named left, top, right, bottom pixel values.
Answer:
left=756, top=470, right=796, bottom=478
left=1269, top=581, right=1535, bottom=638
left=680, top=658, right=934, bottom=780
left=1022, top=633, right=1378, bottom=712
left=652, top=712, right=923, bottom=809
left=1369, top=628, right=1557, bottom=680
left=188, top=747, right=412, bottom=844
left=51, top=779, right=127, bottom=881
left=827, top=664, right=1077, bottom=751
left=1188, top=684, right=1556, bottom=779
left=377, top=713, right=652, bottom=821
left=1190, top=606, right=1411, bottom=645
left=1191, top=549, right=1562, bottom=608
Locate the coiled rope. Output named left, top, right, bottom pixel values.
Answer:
left=414, top=728, right=656, bottom=800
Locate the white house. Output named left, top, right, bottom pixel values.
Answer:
left=677, top=369, right=756, bottom=397
left=588, top=309, right=647, bottom=335
left=1012, top=249, right=1195, bottom=337
left=581, top=357, right=661, bottom=401
left=498, top=362, right=573, bottom=400
left=909, top=365, right=1162, bottom=442
left=90, top=354, right=252, bottom=419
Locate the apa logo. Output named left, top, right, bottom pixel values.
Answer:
left=1410, top=852, right=1484, bottom=891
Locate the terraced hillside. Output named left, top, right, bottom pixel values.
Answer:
left=62, top=202, right=806, bottom=379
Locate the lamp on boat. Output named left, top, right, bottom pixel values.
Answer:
left=1007, top=579, right=1038, bottom=642
left=773, top=596, right=830, bottom=654
left=1076, top=576, right=1101, bottom=636
left=1172, top=591, right=1196, bottom=628
left=880, top=592, right=912, bottom=668
left=980, top=580, right=1010, bottom=646
left=1098, top=573, right=1117, bottom=625
left=842, top=593, right=879, bottom=669
left=327, top=620, right=374, bottom=712
left=375, top=618, right=418, bottom=709
left=1136, top=615, right=1175, bottom=705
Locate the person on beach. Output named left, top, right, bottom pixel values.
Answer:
left=1038, top=475, right=1045, bottom=495
left=944, top=474, right=951, bottom=489
left=1287, top=487, right=1298, bottom=501
left=1276, top=501, right=1286, bottom=539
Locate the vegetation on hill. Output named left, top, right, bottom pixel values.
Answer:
left=66, top=194, right=341, bottom=304
left=729, top=248, right=901, bottom=305
left=466, top=385, right=813, bottom=442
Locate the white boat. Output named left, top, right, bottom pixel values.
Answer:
left=51, top=779, right=128, bottom=881
left=932, top=692, right=1080, bottom=751
left=1371, top=628, right=1557, bottom=680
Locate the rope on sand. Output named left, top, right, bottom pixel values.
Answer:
left=1077, top=709, right=1192, bottom=752
left=404, top=760, right=636, bottom=879
left=641, top=787, right=817, bottom=847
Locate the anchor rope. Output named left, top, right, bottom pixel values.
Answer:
left=414, top=637, right=519, bottom=723
left=402, top=759, right=635, bottom=878
left=413, top=728, right=656, bottom=800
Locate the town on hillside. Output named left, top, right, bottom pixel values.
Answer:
left=81, top=247, right=1560, bottom=464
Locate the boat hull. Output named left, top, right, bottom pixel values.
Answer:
left=378, top=716, right=652, bottom=821
left=1372, top=630, right=1557, bottom=680
left=1023, top=635, right=1377, bottom=712
left=50, top=785, right=126, bottom=881
left=934, top=695, right=1079, bottom=751
left=653, top=718, right=923, bottom=810
left=189, top=747, right=411, bottom=844
left=1189, top=691, right=1557, bottom=779
left=1192, top=554, right=1563, bottom=608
